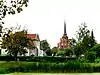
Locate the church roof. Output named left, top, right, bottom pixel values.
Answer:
left=26, top=34, right=39, bottom=40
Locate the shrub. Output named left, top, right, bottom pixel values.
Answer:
left=0, top=61, right=94, bottom=73
left=85, top=51, right=96, bottom=63
left=0, top=56, right=76, bottom=62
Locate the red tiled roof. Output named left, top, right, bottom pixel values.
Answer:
left=26, top=34, right=37, bottom=40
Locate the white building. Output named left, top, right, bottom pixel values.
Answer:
left=25, top=34, right=43, bottom=56
left=1, top=33, right=43, bottom=56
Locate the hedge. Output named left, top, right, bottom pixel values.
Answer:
left=0, top=56, right=76, bottom=62
left=0, top=61, right=100, bottom=74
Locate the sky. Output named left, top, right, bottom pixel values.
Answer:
left=3, top=0, right=100, bottom=48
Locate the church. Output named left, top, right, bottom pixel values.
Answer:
left=57, top=21, right=70, bottom=49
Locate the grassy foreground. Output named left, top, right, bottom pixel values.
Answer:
left=4, top=73, right=100, bottom=75
left=0, top=61, right=100, bottom=73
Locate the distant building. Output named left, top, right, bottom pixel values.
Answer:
left=57, top=21, right=70, bottom=49
left=1, top=32, right=43, bottom=56
left=26, top=34, right=43, bottom=56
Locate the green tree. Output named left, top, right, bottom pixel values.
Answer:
left=0, top=0, right=29, bottom=34
left=70, top=38, right=76, bottom=55
left=1, top=27, right=34, bottom=60
left=76, top=22, right=90, bottom=42
left=51, top=47, right=58, bottom=56
left=64, top=48, right=73, bottom=56
left=74, top=43, right=84, bottom=57
left=73, top=22, right=96, bottom=56
left=40, top=40, right=50, bottom=55
left=89, top=44, right=100, bottom=58
left=57, top=50, right=65, bottom=57
left=45, top=49, right=52, bottom=56
left=57, top=48, right=72, bottom=57
left=0, top=0, right=28, bottom=19
left=85, top=51, right=96, bottom=62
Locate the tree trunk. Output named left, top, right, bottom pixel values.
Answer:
left=14, top=52, right=18, bottom=61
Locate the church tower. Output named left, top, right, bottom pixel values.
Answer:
left=57, top=21, right=70, bottom=49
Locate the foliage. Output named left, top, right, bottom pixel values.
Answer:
left=51, top=47, right=58, bottom=56
left=95, top=57, right=100, bottom=63
left=76, top=22, right=90, bottom=42
left=40, top=40, right=50, bottom=51
left=85, top=51, right=96, bottom=63
left=0, top=0, right=29, bottom=31
left=71, top=22, right=96, bottom=57
left=70, top=38, right=76, bottom=47
left=40, top=40, right=51, bottom=56
left=64, top=48, right=73, bottom=56
left=0, top=61, right=100, bottom=73
left=0, top=56, right=76, bottom=62
left=1, top=28, right=34, bottom=57
left=89, top=44, right=100, bottom=58
left=2, top=30, right=27, bottom=56
left=45, top=49, right=52, bottom=56
left=72, top=43, right=84, bottom=57
left=57, top=48, right=73, bottom=57
left=57, top=50, right=65, bottom=56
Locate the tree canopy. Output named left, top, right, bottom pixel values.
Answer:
left=71, top=22, right=96, bottom=57
left=0, top=0, right=29, bottom=32
left=1, top=27, right=35, bottom=57
left=40, top=40, right=50, bottom=51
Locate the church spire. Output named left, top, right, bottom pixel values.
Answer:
left=91, top=29, right=94, bottom=39
left=62, top=20, right=68, bottom=39
left=64, top=21, right=67, bottom=35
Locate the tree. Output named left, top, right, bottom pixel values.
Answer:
left=57, top=48, right=72, bottom=57
left=73, top=22, right=96, bottom=56
left=40, top=40, right=50, bottom=55
left=76, top=22, right=90, bottom=42
left=0, top=0, right=28, bottom=19
left=85, top=51, right=96, bottom=63
left=89, top=44, right=100, bottom=58
left=64, top=48, right=73, bottom=56
left=51, top=47, right=58, bottom=56
left=0, top=0, right=29, bottom=35
left=1, top=27, right=34, bottom=60
left=0, top=0, right=29, bottom=55
left=70, top=38, right=76, bottom=55
left=45, top=49, right=52, bottom=56
left=74, top=43, right=84, bottom=57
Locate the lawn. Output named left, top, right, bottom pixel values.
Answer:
left=4, top=73, right=100, bottom=75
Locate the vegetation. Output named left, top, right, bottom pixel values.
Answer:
left=0, top=0, right=29, bottom=57
left=0, top=0, right=100, bottom=74
left=1, top=28, right=35, bottom=60
left=0, top=0, right=29, bottom=33
left=51, top=47, right=58, bottom=56
left=69, top=23, right=97, bottom=58
left=0, top=61, right=100, bottom=74
left=0, top=56, right=76, bottom=62
left=57, top=48, right=73, bottom=57
left=40, top=40, right=51, bottom=55
left=8, top=73, right=100, bottom=75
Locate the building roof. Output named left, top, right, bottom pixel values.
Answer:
left=26, top=34, right=39, bottom=40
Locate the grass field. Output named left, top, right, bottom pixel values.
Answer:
left=3, top=73, right=100, bottom=75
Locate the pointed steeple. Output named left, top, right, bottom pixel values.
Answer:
left=91, top=29, right=94, bottom=39
left=64, top=21, right=67, bottom=35
left=62, top=21, right=68, bottom=38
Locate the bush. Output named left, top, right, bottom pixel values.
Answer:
left=0, top=61, right=98, bottom=74
left=0, top=56, right=76, bottom=62
left=85, top=51, right=96, bottom=63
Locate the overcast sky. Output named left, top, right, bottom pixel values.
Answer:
left=3, top=0, right=100, bottom=48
